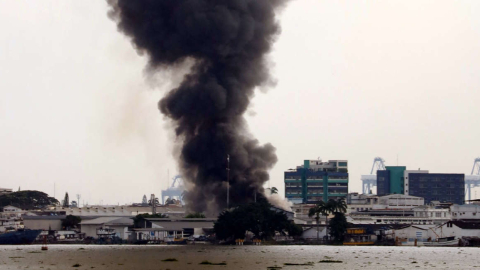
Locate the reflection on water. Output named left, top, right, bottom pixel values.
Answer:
left=0, top=245, right=477, bottom=269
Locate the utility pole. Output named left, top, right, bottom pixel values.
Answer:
left=227, top=155, right=230, bottom=209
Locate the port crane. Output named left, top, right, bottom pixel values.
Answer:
left=361, top=157, right=386, bottom=194
left=465, top=158, right=480, bottom=202
left=161, top=175, right=185, bottom=205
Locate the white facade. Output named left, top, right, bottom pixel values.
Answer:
left=79, top=217, right=133, bottom=239
left=347, top=194, right=424, bottom=214
left=55, top=205, right=185, bottom=217
left=301, top=226, right=327, bottom=239
left=413, top=206, right=450, bottom=219
left=56, top=206, right=133, bottom=217
left=451, top=204, right=480, bottom=219
left=404, top=170, right=429, bottom=195
left=394, top=222, right=480, bottom=244
left=378, top=194, right=424, bottom=209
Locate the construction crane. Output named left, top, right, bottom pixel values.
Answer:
left=361, top=157, right=386, bottom=194
left=465, top=158, right=480, bottom=202
left=161, top=175, right=184, bottom=205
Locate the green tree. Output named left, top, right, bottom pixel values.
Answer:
left=328, top=212, right=348, bottom=243
left=329, top=199, right=347, bottom=214
left=308, top=201, right=331, bottom=240
left=63, top=192, right=69, bottom=207
left=326, top=199, right=347, bottom=242
left=185, top=212, right=206, bottom=218
left=214, top=202, right=295, bottom=241
left=165, top=198, right=177, bottom=205
left=0, top=190, right=58, bottom=209
left=132, top=213, right=167, bottom=228
left=148, top=197, right=159, bottom=206
left=286, top=222, right=303, bottom=237
left=62, top=215, right=81, bottom=229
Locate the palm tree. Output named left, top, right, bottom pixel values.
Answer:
left=325, top=199, right=347, bottom=241
left=329, top=199, right=347, bottom=214
left=148, top=197, right=159, bottom=206
left=308, top=201, right=329, bottom=241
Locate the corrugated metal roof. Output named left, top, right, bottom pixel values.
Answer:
left=80, top=217, right=133, bottom=225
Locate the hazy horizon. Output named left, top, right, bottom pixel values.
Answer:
left=1, top=0, right=479, bottom=205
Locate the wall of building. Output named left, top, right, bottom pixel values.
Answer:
left=379, top=194, right=424, bottom=208
left=377, top=170, right=390, bottom=196
left=408, top=173, right=464, bottom=204
left=301, top=227, right=327, bottom=239
left=386, top=166, right=406, bottom=194
left=404, top=170, right=429, bottom=195
left=451, top=205, right=480, bottom=219
left=285, top=159, right=348, bottom=204
left=80, top=224, right=99, bottom=238
left=23, top=219, right=62, bottom=231
left=109, top=225, right=129, bottom=240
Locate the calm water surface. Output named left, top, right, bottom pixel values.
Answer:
left=0, top=245, right=479, bottom=269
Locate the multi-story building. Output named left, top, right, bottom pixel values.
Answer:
left=376, top=165, right=464, bottom=205
left=407, top=173, right=465, bottom=205
left=285, top=159, right=348, bottom=204
left=377, top=166, right=407, bottom=196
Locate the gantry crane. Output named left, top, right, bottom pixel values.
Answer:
left=161, top=175, right=185, bottom=204
left=361, top=157, right=386, bottom=194
left=465, top=158, right=480, bottom=202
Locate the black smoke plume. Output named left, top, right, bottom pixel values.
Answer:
left=107, top=0, right=286, bottom=214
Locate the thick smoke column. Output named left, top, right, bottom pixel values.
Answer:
left=107, top=0, right=286, bottom=213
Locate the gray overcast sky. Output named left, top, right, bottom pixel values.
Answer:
left=1, top=1, right=479, bottom=205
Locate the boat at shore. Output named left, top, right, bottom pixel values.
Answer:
left=0, top=229, right=43, bottom=245
left=423, top=237, right=459, bottom=247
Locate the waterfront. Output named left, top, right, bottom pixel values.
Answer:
left=1, top=245, right=479, bottom=270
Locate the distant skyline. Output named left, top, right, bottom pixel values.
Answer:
left=1, top=1, right=479, bottom=205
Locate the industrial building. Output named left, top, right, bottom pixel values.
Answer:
left=285, top=159, right=348, bottom=204
left=376, top=166, right=464, bottom=205
left=407, top=173, right=464, bottom=205
left=376, top=166, right=407, bottom=196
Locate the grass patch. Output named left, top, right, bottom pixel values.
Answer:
left=284, top=262, right=314, bottom=266
left=412, top=261, right=417, bottom=264
left=319, top=260, right=342, bottom=263
left=78, top=248, right=85, bottom=250
left=267, top=266, right=282, bottom=269
left=199, top=260, right=227, bottom=265
left=28, top=251, right=41, bottom=254
left=72, top=264, right=81, bottom=267
left=9, top=257, right=24, bottom=259
left=161, top=258, right=178, bottom=262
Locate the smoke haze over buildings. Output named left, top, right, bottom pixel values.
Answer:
left=107, top=0, right=288, bottom=213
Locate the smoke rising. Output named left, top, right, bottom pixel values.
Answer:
left=107, top=0, right=287, bottom=214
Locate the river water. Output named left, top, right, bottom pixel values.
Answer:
left=0, top=245, right=479, bottom=269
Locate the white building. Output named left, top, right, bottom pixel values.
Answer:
left=2, top=205, right=24, bottom=218
left=451, top=204, right=480, bottom=220
left=413, top=206, right=450, bottom=219
left=54, top=205, right=185, bottom=217
left=378, top=194, right=424, bottom=209
left=79, top=217, right=133, bottom=240
left=394, top=221, right=480, bottom=245
left=301, top=226, right=327, bottom=239
left=133, top=218, right=216, bottom=241
left=347, top=193, right=424, bottom=214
